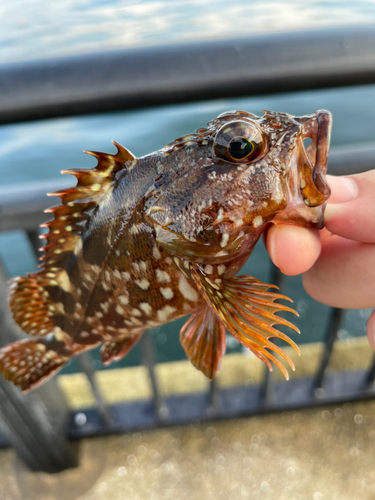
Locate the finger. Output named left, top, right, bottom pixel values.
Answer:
left=265, top=224, right=321, bottom=276
left=302, top=234, right=375, bottom=309
left=326, top=174, right=358, bottom=204
left=367, top=310, right=375, bottom=351
left=325, top=171, right=375, bottom=243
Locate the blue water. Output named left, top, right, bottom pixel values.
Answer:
left=0, top=1, right=374, bottom=371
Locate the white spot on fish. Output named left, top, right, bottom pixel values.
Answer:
left=139, top=302, right=152, bottom=315
left=160, top=287, right=174, bottom=300
left=157, top=305, right=176, bottom=322
left=135, top=279, right=150, bottom=290
left=217, top=264, right=226, bottom=276
left=156, top=269, right=170, bottom=283
left=57, top=270, right=71, bottom=292
left=116, top=305, right=125, bottom=315
left=204, top=265, right=213, bottom=275
left=132, top=262, right=140, bottom=273
left=113, top=269, right=122, bottom=280
left=221, top=233, right=229, bottom=248
left=85, top=273, right=92, bottom=283
left=178, top=275, right=198, bottom=302
left=74, top=238, right=83, bottom=255
left=140, top=261, right=148, bottom=272
left=152, top=246, right=162, bottom=260
left=119, top=295, right=129, bottom=305
left=253, top=216, right=263, bottom=227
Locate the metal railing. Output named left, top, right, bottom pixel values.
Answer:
left=0, top=24, right=375, bottom=473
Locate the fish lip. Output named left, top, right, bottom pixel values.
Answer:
left=295, top=109, right=332, bottom=205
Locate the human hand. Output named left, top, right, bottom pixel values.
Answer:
left=264, top=171, right=375, bottom=347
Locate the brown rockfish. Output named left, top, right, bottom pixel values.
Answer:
left=0, top=109, right=332, bottom=392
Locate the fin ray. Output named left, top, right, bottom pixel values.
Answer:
left=101, top=334, right=141, bottom=365
left=180, top=305, right=226, bottom=379
left=0, top=337, right=70, bottom=392
left=192, top=269, right=300, bottom=379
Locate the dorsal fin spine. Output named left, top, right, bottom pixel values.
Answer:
left=8, top=142, right=137, bottom=334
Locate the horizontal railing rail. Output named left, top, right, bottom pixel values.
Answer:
left=0, top=24, right=375, bottom=125
left=1, top=24, right=375, bottom=472
left=1, top=141, right=374, bottom=232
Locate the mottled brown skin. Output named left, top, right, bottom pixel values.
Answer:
left=0, top=109, right=332, bottom=392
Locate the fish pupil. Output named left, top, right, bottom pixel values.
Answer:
left=228, top=137, right=254, bottom=160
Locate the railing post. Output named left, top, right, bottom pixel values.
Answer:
left=313, top=307, right=344, bottom=396
left=0, top=260, right=77, bottom=472
left=140, top=330, right=168, bottom=421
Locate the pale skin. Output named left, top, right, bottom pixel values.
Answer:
left=264, top=170, right=375, bottom=348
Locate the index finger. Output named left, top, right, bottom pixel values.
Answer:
left=324, top=171, right=375, bottom=243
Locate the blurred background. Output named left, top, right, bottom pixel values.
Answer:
left=0, top=1, right=375, bottom=499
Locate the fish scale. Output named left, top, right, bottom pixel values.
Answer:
left=0, top=109, right=332, bottom=392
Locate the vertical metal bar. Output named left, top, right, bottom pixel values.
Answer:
left=76, top=353, right=112, bottom=426
left=208, top=378, right=221, bottom=414
left=0, top=260, right=77, bottom=472
left=314, top=307, right=344, bottom=395
left=140, top=330, right=168, bottom=420
left=365, top=354, right=375, bottom=388
left=269, top=263, right=284, bottom=290
left=260, top=364, right=272, bottom=404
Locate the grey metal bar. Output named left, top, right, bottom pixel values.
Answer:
left=76, top=353, right=112, bottom=426
left=140, top=330, right=168, bottom=420
left=260, top=365, right=272, bottom=404
left=208, top=378, right=221, bottom=415
left=1, top=25, right=375, bottom=125
left=366, top=354, right=375, bottom=387
left=66, top=369, right=375, bottom=440
left=314, top=307, right=344, bottom=395
left=0, top=261, right=76, bottom=471
left=0, top=142, right=373, bottom=234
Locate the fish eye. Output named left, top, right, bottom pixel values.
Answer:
left=213, top=120, right=268, bottom=164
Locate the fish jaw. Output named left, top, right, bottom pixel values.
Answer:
left=273, top=109, right=332, bottom=229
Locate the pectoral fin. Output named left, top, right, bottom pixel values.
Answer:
left=191, top=268, right=300, bottom=379
left=180, top=305, right=226, bottom=379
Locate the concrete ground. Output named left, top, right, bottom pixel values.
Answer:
left=0, top=338, right=375, bottom=500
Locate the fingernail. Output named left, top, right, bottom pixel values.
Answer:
left=327, top=176, right=358, bottom=203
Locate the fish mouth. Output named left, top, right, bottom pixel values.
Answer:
left=274, top=110, right=332, bottom=230
left=298, top=109, right=332, bottom=204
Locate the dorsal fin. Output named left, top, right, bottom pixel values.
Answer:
left=8, top=141, right=136, bottom=333
left=39, top=141, right=135, bottom=273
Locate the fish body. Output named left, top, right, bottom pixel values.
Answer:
left=0, top=109, right=331, bottom=391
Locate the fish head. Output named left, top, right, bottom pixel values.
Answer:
left=146, top=109, right=331, bottom=263
left=206, top=109, right=332, bottom=230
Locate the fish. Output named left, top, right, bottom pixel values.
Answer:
left=0, top=109, right=332, bottom=392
